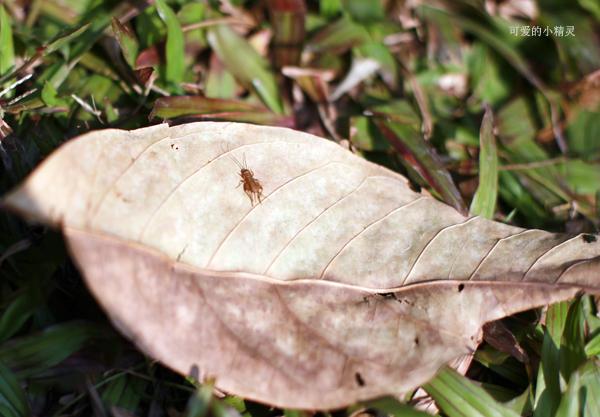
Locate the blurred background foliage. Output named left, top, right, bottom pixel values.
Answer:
left=0, top=0, right=599, bottom=416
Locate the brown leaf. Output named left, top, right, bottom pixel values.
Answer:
left=64, top=227, right=589, bottom=409
left=482, top=321, right=528, bottom=363
left=2, top=122, right=600, bottom=409
left=136, top=43, right=165, bottom=69
left=134, top=67, right=154, bottom=87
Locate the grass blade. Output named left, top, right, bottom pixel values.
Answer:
left=41, top=81, right=68, bottom=108
left=183, top=381, right=214, bottom=417
left=111, top=17, right=139, bottom=69
left=365, top=396, right=432, bottom=416
left=0, top=321, right=112, bottom=379
left=560, top=298, right=587, bottom=386
left=43, top=22, right=93, bottom=55
left=555, top=360, right=600, bottom=417
left=349, top=116, right=389, bottom=151
left=204, top=53, right=239, bottom=99
left=149, top=96, right=293, bottom=127
left=154, top=0, right=185, bottom=84
left=0, top=5, right=15, bottom=79
left=306, top=15, right=371, bottom=55
left=0, top=361, right=31, bottom=417
left=0, top=360, right=29, bottom=417
left=533, top=301, right=569, bottom=417
left=206, top=24, right=283, bottom=114
left=501, top=384, right=533, bottom=416
left=150, top=96, right=262, bottom=119
left=373, top=118, right=468, bottom=216
left=470, top=104, right=498, bottom=219
left=0, top=286, right=43, bottom=344
left=424, top=367, right=520, bottom=417
left=585, top=331, right=600, bottom=357
left=0, top=22, right=91, bottom=85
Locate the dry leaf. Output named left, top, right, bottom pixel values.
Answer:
left=3, top=122, right=599, bottom=409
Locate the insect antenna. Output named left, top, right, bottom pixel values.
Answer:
left=228, top=152, right=244, bottom=171
left=221, top=141, right=245, bottom=171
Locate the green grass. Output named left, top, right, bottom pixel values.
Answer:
left=1, top=0, right=599, bottom=416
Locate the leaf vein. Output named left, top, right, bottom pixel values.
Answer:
left=319, top=197, right=426, bottom=280
left=402, top=216, right=476, bottom=285
left=207, top=161, right=354, bottom=268
left=263, top=175, right=371, bottom=275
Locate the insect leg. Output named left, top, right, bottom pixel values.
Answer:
left=244, top=183, right=254, bottom=206
left=246, top=190, right=254, bottom=206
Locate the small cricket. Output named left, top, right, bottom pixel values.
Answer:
left=222, top=142, right=263, bottom=206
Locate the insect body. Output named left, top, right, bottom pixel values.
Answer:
left=224, top=145, right=263, bottom=206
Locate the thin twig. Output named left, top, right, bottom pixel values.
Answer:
left=0, top=74, right=33, bottom=98
left=6, top=88, right=38, bottom=106
left=90, top=95, right=105, bottom=125
left=131, top=72, right=157, bottom=117
left=71, top=94, right=102, bottom=117
left=150, top=83, right=171, bottom=97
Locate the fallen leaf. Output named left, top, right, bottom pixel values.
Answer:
left=2, top=122, right=599, bottom=409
